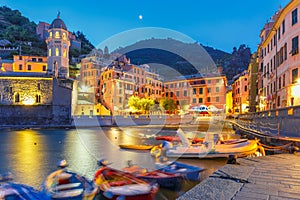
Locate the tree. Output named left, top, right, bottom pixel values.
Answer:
left=160, top=98, right=177, bottom=114
left=128, top=96, right=141, bottom=111
left=140, top=98, right=155, bottom=114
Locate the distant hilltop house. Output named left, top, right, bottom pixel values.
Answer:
left=36, top=21, right=81, bottom=51
left=0, top=13, right=74, bottom=127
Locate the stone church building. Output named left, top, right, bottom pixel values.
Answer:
left=0, top=14, right=73, bottom=126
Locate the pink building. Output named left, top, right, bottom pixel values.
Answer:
left=164, top=74, right=227, bottom=111
left=232, top=70, right=249, bottom=114
left=258, top=0, right=300, bottom=109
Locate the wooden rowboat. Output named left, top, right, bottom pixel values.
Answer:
left=119, top=144, right=154, bottom=150
left=42, top=160, right=98, bottom=200
left=94, top=160, right=158, bottom=200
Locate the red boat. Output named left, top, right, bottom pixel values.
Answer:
left=155, top=136, right=181, bottom=142
left=156, top=135, right=204, bottom=143
left=94, top=160, right=158, bottom=200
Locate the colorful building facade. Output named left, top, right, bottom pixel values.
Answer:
left=232, top=70, right=249, bottom=114
left=258, top=0, right=300, bottom=110
left=164, top=74, right=227, bottom=111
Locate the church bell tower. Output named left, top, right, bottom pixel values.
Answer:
left=46, top=12, right=70, bottom=78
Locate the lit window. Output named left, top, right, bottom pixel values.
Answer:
left=62, top=33, right=66, bottom=40
left=49, top=32, right=52, bottom=38
left=63, top=49, right=67, bottom=57
left=55, top=48, right=59, bottom=56
left=55, top=31, right=60, bottom=38
left=48, top=49, right=52, bottom=56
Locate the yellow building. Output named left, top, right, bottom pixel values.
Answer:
left=13, top=55, right=48, bottom=73
left=226, top=90, right=233, bottom=114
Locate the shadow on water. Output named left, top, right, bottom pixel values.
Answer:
left=0, top=126, right=229, bottom=199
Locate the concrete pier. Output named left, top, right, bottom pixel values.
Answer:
left=177, top=154, right=300, bottom=200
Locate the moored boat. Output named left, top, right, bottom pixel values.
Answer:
left=94, top=159, right=158, bottom=200
left=152, top=128, right=260, bottom=159
left=0, top=173, right=49, bottom=199
left=119, top=144, right=154, bottom=150
left=155, top=161, right=204, bottom=181
left=42, top=160, right=98, bottom=200
left=136, top=170, right=183, bottom=190
left=122, top=161, right=183, bottom=190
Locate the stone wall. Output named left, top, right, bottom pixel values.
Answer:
left=0, top=75, right=72, bottom=126
left=236, top=106, right=300, bottom=138
left=0, top=77, right=52, bottom=105
left=0, top=105, right=70, bottom=125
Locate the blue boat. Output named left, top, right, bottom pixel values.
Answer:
left=0, top=173, right=49, bottom=199
left=155, top=161, right=204, bottom=181
left=42, top=160, right=98, bottom=200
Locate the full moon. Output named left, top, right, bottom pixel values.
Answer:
left=139, top=15, right=143, bottom=20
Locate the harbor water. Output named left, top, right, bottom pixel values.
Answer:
left=0, top=125, right=233, bottom=199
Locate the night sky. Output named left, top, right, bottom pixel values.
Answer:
left=1, top=0, right=290, bottom=53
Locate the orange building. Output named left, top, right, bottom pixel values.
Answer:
left=13, top=55, right=47, bottom=73
left=80, top=56, right=103, bottom=94
left=98, top=60, right=163, bottom=115
left=164, top=74, right=227, bottom=111
left=232, top=70, right=249, bottom=114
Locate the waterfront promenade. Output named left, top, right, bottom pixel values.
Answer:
left=177, top=154, right=300, bottom=200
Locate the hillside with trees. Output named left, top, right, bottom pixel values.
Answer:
left=0, top=6, right=94, bottom=59
left=116, top=38, right=251, bottom=81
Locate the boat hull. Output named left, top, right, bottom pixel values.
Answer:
left=136, top=171, right=183, bottom=190
left=95, top=167, right=158, bottom=200
left=42, top=170, right=98, bottom=200
left=166, top=140, right=258, bottom=158
left=119, top=144, right=154, bottom=150
left=155, top=161, right=203, bottom=181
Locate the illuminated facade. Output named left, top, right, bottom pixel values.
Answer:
left=80, top=56, right=104, bottom=95
left=226, top=89, right=233, bottom=114
left=232, top=70, right=249, bottom=114
left=258, top=0, right=300, bottom=109
left=46, top=13, right=70, bottom=78
left=247, top=53, right=259, bottom=112
left=0, top=14, right=73, bottom=126
left=13, top=55, right=47, bottom=73
left=98, top=58, right=163, bottom=115
left=164, top=74, right=227, bottom=110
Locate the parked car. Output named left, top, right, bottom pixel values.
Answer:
left=196, top=105, right=209, bottom=114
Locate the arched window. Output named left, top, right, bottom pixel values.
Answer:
left=63, top=49, right=67, bottom=57
left=62, top=32, right=66, bottom=40
left=49, top=32, right=53, bottom=38
left=36, top=94, right=41, bottom=103
left=55, top=31, right=60, bottom=38
left=55, top=48, right=59, bottom=56
left=48, top=48, right=52, bottom=56
left=15, top=93, right=20, bottom=103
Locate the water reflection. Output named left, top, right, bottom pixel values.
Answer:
left=0, top=127, right=229, bottom=199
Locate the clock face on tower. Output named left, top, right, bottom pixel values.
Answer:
left=63, top=43, right=67, bottom=49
